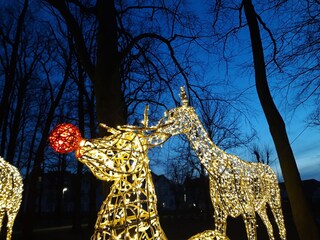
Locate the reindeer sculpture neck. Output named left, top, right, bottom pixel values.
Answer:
left=95, top=157, right=161, bottom=239
left=157, top=87, right=228, bottom=175
left=170, top=105, right=227, bottom=174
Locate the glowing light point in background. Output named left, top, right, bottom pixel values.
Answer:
left=49, top=123, right=82, bottom=154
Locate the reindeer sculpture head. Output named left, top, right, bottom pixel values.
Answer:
left=76, top=128, right=146, bottom=181
left=75, top=106, right=170, bottom=182
left=157, top=86, right=198, bottom=136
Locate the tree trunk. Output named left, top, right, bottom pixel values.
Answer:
left=93, top=0, right=127, bottom=199
left=45, top=0, right=128, bottom=229
left=22, top=61, right=70, bottom=238
left=72, top=67, right=85, bottom=231
left=44, top=0, right=127, bottom=131
left=243, top=0, right=320, bottom=239
left=0, top=0, right=29, bottom=156
left=87, top=96, right=98, bottom=233
left=94, top=0, right=127, bottom=134
left=6, top=73, right=28, bottom=164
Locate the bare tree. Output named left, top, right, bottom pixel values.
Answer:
left=72, top=53, right=87, bottom=231
left=167, top=141, right=199, bottom=183
left=208, top=0, right=319, bottom=238
left=251, top=144, right=273, bottom=165
left=309, top=106, right=320, bottom=127
left=22, top=36, right=73, bottom=238
left=0, top=0, right=29, bottom=157
left=275, top=1, right=320, bottom=119
left=42, top=0, right=209, bottom=132
left=200, top=99, right=255, bottom=151
left=40, top=3, right=214, bottom=232
left=5, top=27, right=46, bottom=165
left=243, top=0, right=319, bottom=238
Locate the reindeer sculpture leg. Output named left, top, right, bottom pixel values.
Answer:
left=267, top=182, right=287, bottom=240
left=214, top=207, right=228, bottom=236
left=243, top=211, right=257, bottom=240
left=269, top=198, right=286, bottom=239
left=0, top=210, right=5, bottom=232
left=257, top=207, right=275, bottom=240
left=271, top=206, right=286, bottom=240
left=5, top=210, right=18, bottom=240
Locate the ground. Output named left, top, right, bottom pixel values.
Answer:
left=8, top=204, right=302, bottom=240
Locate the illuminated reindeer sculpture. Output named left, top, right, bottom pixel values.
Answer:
left=49, top=106, right=169, bottom=240
left=157, top=88, right=286, bottom=240
left=0, top=157, right=23, bottom=240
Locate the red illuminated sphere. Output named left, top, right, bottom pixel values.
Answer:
left=49, top=123, right=82, bottom=154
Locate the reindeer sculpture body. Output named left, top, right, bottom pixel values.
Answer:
left=0, top=157, right=23, bottom=240
left=74, top=109, right=169, bottom=240
left=157, top=88, right=286, bottom=240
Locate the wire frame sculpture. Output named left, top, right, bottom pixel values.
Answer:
left=49, top=107, right=170, bottom=240
left=0, top=157, right=23, bottom=240
left=49, top=123, right=82, bottom=154
left=156, top=87, right=287, bottom=240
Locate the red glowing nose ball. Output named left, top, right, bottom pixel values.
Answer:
left=49, top=123, right=82, bottom=154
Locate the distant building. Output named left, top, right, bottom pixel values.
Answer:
left=279, top=179, right=320, bottom=222
left=30, top=171, right=103, bottom=215
left=31, top=171, right=180, bottom=215
left=152, top=173, right=177, bottom=210
left=183, top=176, right=212, bottom=212
left=29, top=170, right=320, bottom=222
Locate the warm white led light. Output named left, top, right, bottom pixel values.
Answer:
left=0, top=157, right=23, bottom=240
left=62, top=187, right=68, bottom=194
left=157, top=87, right=287, bottom=240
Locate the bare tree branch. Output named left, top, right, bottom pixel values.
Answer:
left=44, top=0, right=95, bottom=80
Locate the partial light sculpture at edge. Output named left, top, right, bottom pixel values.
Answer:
left=156, top=87, right=287, bottom=240
left=0, top=157, right=23, bottom=240
left=49, top=107, right=170, bottom=240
